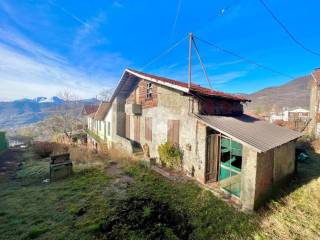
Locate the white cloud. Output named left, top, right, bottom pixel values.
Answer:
left=209, top=71, right=247, bottom=84
left=0, top=41, right=118, bottom=101
left=73, top=12, right=107, bottom=52
left=113, top=1, right=124, bottom=8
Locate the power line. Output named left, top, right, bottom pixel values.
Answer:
left=192, top=36, right=213, bottom=89
left=194, top=35, right=295, bottom=79
left=258, top=0, right=320, bottom=57
left=141, top=35, right=188, bottom=70
left=194, top=0, right=240, bottom=34
left=170, top=0, right=183, bottom=40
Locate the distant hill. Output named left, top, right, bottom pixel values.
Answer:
left=245, top=75, right=312, bottom=112
left=0, top=97, right=98, bottom=130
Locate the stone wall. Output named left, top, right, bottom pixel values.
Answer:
left=123, top=82, right=207, bottom=182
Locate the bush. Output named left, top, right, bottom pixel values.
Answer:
left=32, top=141, right=68, bottom=158
left=158, top=142, right=182, bottom=169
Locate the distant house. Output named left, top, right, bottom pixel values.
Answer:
left=288, top=108, right=309, bottom=121
left=86, top=102, right=112, bottom=150
left=82, top=104, right=99, bottom=116
left=86, top=68, right=302, bottom=210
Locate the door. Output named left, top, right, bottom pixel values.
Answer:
left=134, top=116, right=140, bottom=143
left=206, top=134, right=220, bottom=182
left=125, top=114, right=130, bottom=139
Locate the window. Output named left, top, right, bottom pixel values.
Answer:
left=108, top=122, right=111, bottom=136
left=167, top=120, right=179, bottom=145
left=99, top=121, right=101, bottom=131
left=145, top=117, right=152, bottom=141
left=146, top=82, right=153, bottom=99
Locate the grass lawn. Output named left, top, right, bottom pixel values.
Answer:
left=0, top=147, right=320, bottom=239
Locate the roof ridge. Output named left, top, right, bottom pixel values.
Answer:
left=126, top=68, right=250, bottom=102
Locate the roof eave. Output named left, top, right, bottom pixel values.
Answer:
left=126, top=68, right=190, bottom=93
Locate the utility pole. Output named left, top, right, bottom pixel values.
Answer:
left=188, top=32, right=193, bottom=90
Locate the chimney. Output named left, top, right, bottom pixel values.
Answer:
left=308, top=68, right=320, bottom=137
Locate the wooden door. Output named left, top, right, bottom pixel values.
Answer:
left=125, top=114, right=130, bottom=139
left=134, top=116, right=140, bottom=143
left=206, top=134, right=220, bottom=182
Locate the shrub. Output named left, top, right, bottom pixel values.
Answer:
left=158, top=142, right=182, bottom=169
left=32, top=141, right=68, bottom=158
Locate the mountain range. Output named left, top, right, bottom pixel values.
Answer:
left=245, top=75, right=311, bottom=112
left=0, top=75, right=313, bottom=130
left=0, top=96, right=98, bottom=130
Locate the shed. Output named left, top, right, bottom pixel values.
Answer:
left=197, top=114, right=302, bottom=210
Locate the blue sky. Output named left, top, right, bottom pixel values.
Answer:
left=0, top=0, right=319, bottom=100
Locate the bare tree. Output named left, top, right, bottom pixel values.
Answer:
left=98, top=88, right=114, bottom=101
left=57, top=90, right=80, bottom=135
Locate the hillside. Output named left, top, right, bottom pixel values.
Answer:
left=245, top=75, right=312, bottom=112
left=0, top=97, right=98, bottom=130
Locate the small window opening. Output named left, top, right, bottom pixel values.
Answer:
left=146, top=82, right=153, bottom=99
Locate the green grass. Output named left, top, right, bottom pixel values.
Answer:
left=0, top=151, right=112, bottom=240
left=1, top=147, right=320, bottom=239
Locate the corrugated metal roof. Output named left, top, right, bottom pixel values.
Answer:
left=197, top=114, right=303, bottom=152
left=94, top=102, right=110, bottom=120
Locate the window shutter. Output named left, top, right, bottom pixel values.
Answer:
left=145, top=117, right=152, bottom=141
left=125, top=115, right=130, bottom=138
left=173, top=120, right=179, bottom=145
left=167, top=120, right=179, bottom=145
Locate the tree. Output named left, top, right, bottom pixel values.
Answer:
left=57, top=90, right=80, bottom=134
left=98, top=88, right=114, bottom=101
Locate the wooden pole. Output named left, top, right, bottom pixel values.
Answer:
left=188, top=32, right=193, bottom=90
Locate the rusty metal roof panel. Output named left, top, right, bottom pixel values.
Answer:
left=197, top=114, right=303, bottom=152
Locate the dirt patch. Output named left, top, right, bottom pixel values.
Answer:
left=98, top=197, right=192, bottom=239
left=105, top=161, right=122, bottom=177
left=105, top=161, right=134, bottom=197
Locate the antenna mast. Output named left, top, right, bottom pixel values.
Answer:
left=188, top=32, right=193, bottom=90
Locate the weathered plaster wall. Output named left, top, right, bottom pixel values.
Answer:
left=113, top=97, right=126, bottom=138
left=104, top=105, right=113, bottom=147
left=242, top=141, right=296, bottom=210
left=273, top=141, right=295, bottom=182
left=240, top=146, right=258, bottom=210
left=96, top=120, right=106, bottom=140
left=254, top=149, right=274, bottom=208
left=126, top=83, right=207, bottom=183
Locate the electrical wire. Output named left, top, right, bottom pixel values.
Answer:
left=194, top=35, right=296, bottom=80
left=194, top=0, right=240, bottom=34
left=258, top=0, right=320, bottom=57
left=170, top=0, right=183, bottom=40
left=140, top=35, right=188, bottom=70
left=192, top=37, right=213, bottom=89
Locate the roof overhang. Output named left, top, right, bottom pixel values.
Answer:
left=195, top=114, right=303, bottom=153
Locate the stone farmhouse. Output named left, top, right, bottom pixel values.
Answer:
left=86, top=68, right=302, bottom=210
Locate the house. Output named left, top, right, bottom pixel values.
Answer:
left=86, top=101, right=112, bottom=151
left=87, top=68, right=302, bottom=210
left=81, top=104, right=99, bottom=116
left=288, top=108, right=309, bottom=121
